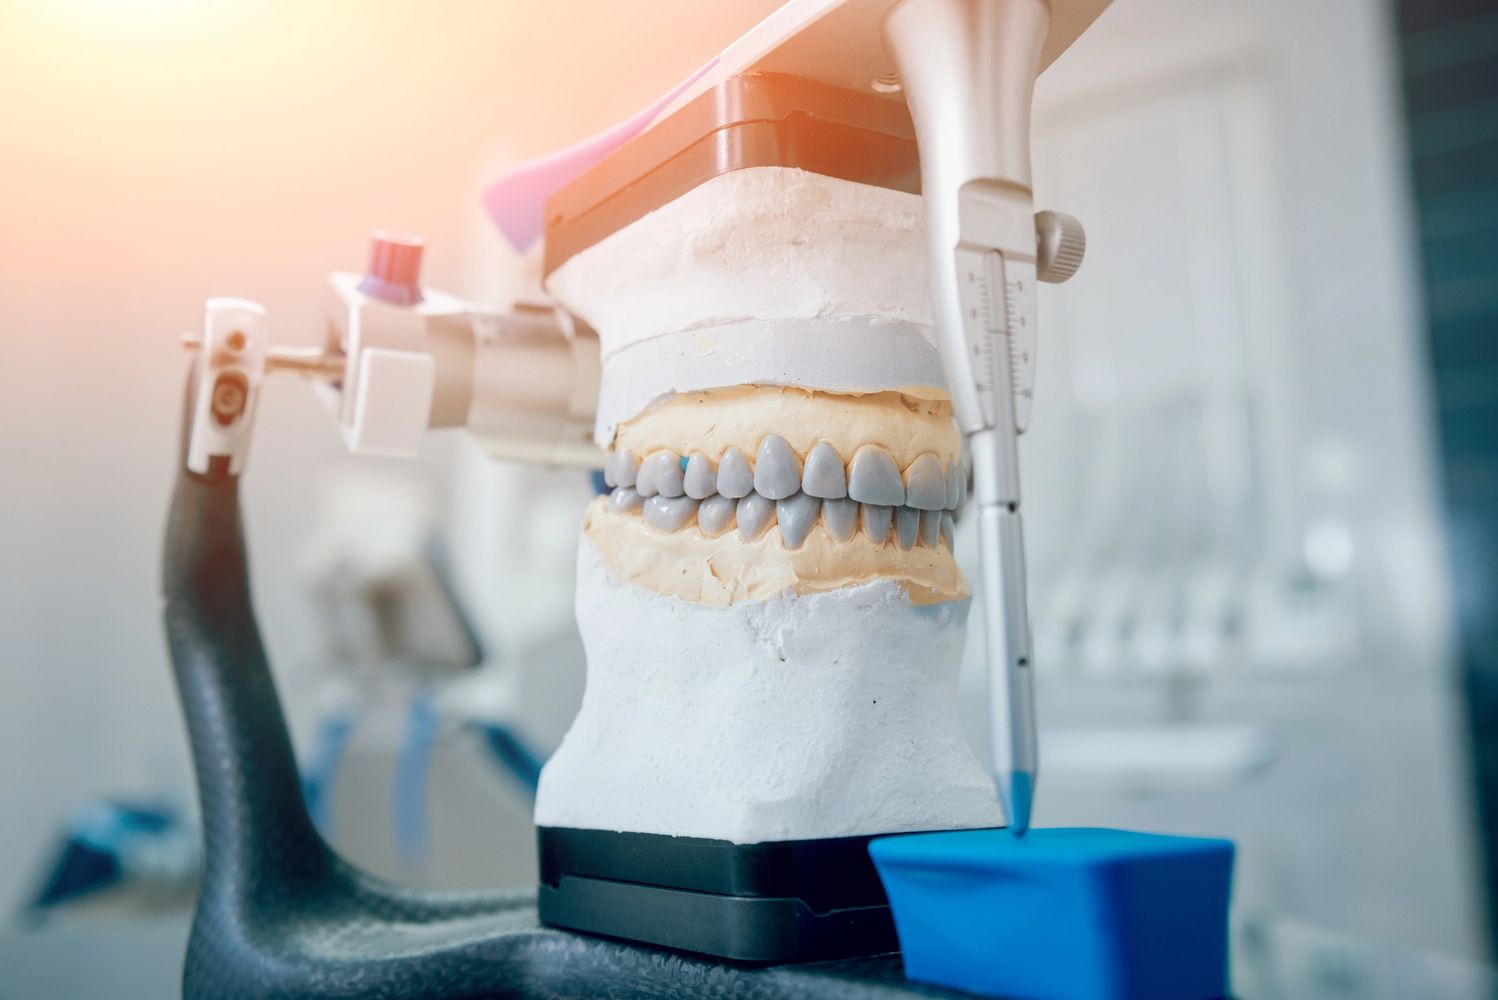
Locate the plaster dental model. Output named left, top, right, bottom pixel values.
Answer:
left=167, top=0, right=1120, bottom=986
left=536, top=167, right=1003, bottom=843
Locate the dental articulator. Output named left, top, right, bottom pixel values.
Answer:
left=165, top=2, right=1235, bottom=997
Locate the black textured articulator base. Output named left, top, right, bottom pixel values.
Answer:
left=540, top=826, right=929, bottom=963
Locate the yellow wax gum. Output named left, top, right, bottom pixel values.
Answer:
left=583, top=497, right=968, bottom=608
left=610, top=386, right=962, bottom=469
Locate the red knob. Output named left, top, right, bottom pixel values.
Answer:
left=358, top=230, right=425, bottom=305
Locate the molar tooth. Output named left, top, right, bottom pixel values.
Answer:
left=619, top=451, right=640, bottom=488
left=822, top=497, right=858, bottom=542
left=754, top=434, right=802, bottom=500
left=894, top=506, right=921, bottom=550
left=717, top=446, right=755, bottom=499
left=940, top=512, right=955, bottom=550
left=642, top=494, right=699, bottom=533
left=848, top=445, right=905, bottom=506
left=609, top=449, right=639, bottom=488
left=776, top=492, right=821, bottom=549
left=608, top=487, right=644, bottom=513
left=959, top=441, right=972, bottom=513
left=861, top=503, right=893, bottom=543
left=919, top=509, right=942, bottom=548
left=950, top=457, right=970, bottom=518
left=944, top=461, right=962, bottom=510
left=736, top=493, right=775, bottom=541
left=801, top=442, right=847, bottom=499
left=904, top=453, right=946, bottom=511
left=697, top=494, right=736, bottom=537
left=683, top=452, right=717, bottom=500
left=643, top=450, right=684, bottom=498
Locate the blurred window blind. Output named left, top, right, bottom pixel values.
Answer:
left=1393, top=0, right=1498, bottom=950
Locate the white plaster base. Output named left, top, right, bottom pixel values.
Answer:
left=534, top=539, right=1003, bottom=843
left=545, top=167, right=932, bottom=362
left=592, top=316, right=946, bottom=447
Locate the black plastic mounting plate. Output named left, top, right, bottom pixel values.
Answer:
left=538, top=826, right=990, bottom=964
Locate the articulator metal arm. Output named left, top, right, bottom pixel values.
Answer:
left=184, top=232, right=601, bottom=478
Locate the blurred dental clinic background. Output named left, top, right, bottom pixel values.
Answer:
left=2, top=0, right=1497, bottom=994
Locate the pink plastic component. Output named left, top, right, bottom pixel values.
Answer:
left=359, top=231, right=425, bottom=305
left=482, top=56, right=720, bottom=253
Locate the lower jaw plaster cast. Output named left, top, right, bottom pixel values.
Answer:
left=536, top=165, right=1004, bottom=843
left=535, top=541, right=1000, bottom=843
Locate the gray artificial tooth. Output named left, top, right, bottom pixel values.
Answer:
left=776, top=492, right=822, bottom=550
left=634, top=454, right=658, bottom=496
left=644, top=450, right=684, bottom=498
left=894, top=506, right=921, bottom=551
left=754, top=434, right=802, bottom=501
left=718, top=446, right=755, bottom=499
left=801, top=442, right=848, bottom=499
left=684, top=452, right=718, bottom=500
left=618, top=450, right=640, bottom=489
left=959, top=440, right=972, bottom=514
left=697, top=494, right=736, bottom=537
left=822, top=497, right=858, bottom=542
left=643, top=494, right=699, bottom=533
left=940, top=512, right=955, bottom=550
left=944, top=460, right=962, bottom=510
left=905, top=453, right=947, bottom=511
left=608, top=487, right=644, bottom=513
left=737, top=493, right=775, bottom=541
left=848, top=445, right=905, bottom=506
left=861, top=503, right=893, bottom=543
left=608, top=449, right=640, bottom=489
left=919, top=509, right=942, bottom=548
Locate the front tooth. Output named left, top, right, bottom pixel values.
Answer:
left=861, top=503, right=893, bottom=543
left=635, top=455, right=658, bottom=496
left=754, top=434, right=802, bottom=500
left=609, top=487, right=644, bottom=513
left=894, top=506, right=920, bottom=550
left=919, top=509, right=942, bottom=548
left=848, top=445, right=905, bottom=506
left=940, top=512, right=955, bottom=550
left=801, top=442, right=847, bottom=499
left=643, top=494, right=699, bottom=533
left=823, top=497, right=858, bottom=542
left=944, top=461, right=962, bottom=510
left=776, top=492, right=821, bottom=549
left=644, top=450, right=684, bottom=498
left=697, top=494, right=736, bottom=537
left=737, top=493, right=775, bottom=541
left=905, top=453, right=946, bottom=511
left=717, top=446, right=755, bottom=499
left=684, top=452, right=717, bottom=499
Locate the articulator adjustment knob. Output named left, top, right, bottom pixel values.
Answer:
left=1035, top=210, right=1086, bottom=284
left=359, top=230, right=426, bottom=305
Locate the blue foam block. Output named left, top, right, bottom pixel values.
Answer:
left=870, top=828, right=1234, bottom=1000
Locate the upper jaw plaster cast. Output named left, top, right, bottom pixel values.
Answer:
left=535, top=166, right=1003, bottom=843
